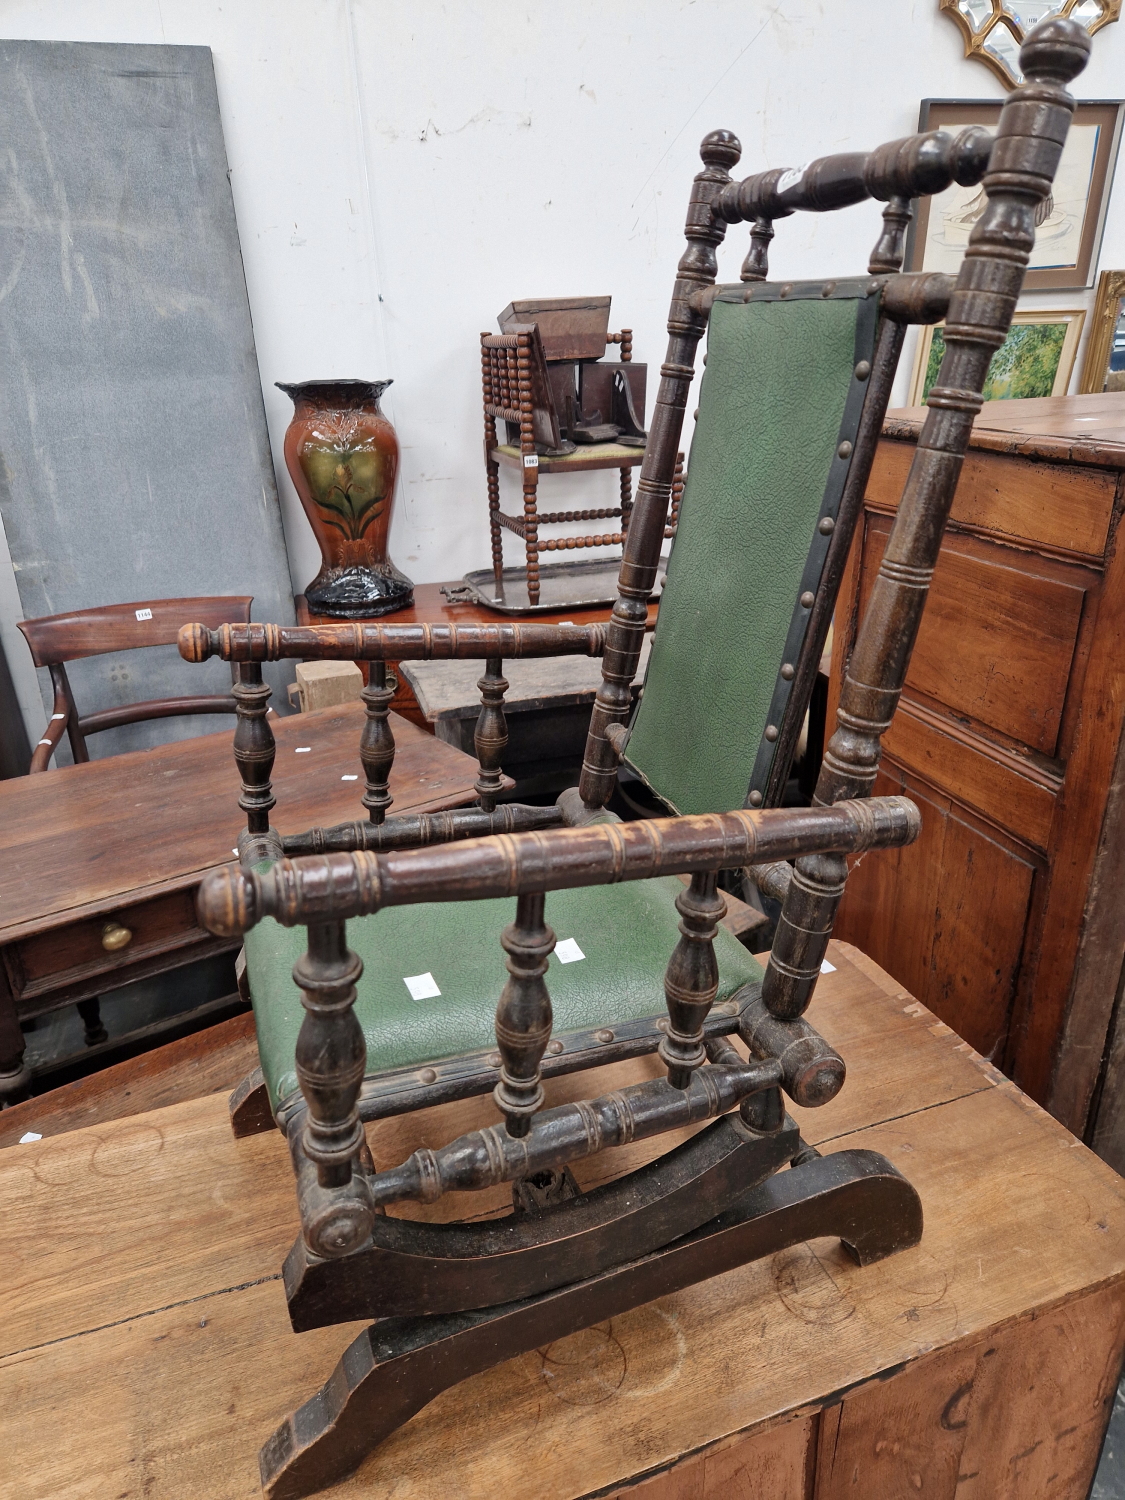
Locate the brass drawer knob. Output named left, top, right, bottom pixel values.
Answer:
left=101, top=920, right=133, bottom=953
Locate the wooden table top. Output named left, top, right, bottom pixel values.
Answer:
left=296, top=579, right=660, bottom=631
left=0, top=705, right=479, bottom=944
left=885, top=391, right=1125, bottom=468
left=3, top=943, right=1123, bottom=1497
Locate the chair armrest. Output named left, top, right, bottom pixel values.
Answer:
left=179, top=620, right=606, bottom=665
left=197, top=795, right=919, bottom=935
left=28, top=677, right=70, bottom=773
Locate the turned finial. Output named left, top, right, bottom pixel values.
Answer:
left=699, top=128, right=741, bottom=170
left=1019, top=16, right=1091, bottom=83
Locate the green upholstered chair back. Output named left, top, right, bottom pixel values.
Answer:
left=622, top=280, right=881, bottom=815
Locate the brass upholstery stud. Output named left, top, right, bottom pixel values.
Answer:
left=781, top=662, right=795, bottom=680
left=837, top=440, right=853, bottom=459
left=855, top=360, right=871, bottom=380
left=800, top=591, right=815, bottom=608
left=765, top=725, right=779, bottom=742
left=547, top=1039, right=564, bottom=1055
left=488, top=1052, right=502, bottom=1067
left=748, top=790, right=763, bottom=806
left=419, top=1068, right=437, bottom=1085
left=595, top=1028, right=615, bottom=1043
left=819, top=516, right=835, bottom=534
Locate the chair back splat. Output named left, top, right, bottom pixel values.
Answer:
left=177, top=23, right=1089, bottom=1497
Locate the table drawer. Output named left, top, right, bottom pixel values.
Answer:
left=5, top=888, right=216, bottom=1006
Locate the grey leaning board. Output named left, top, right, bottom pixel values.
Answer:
left=0, top=41, right=295, bottom=760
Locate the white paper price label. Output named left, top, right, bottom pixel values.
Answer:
left=523, top=453, right=539, bottom=469
left=135, top=608, right=153, bottom=621
left=404, top=972, right=441, bottom=1000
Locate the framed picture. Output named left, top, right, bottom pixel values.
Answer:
left=908, top=308, right=1086, bottom=406
left=1078, top=270, right=1125, bottom=393
left=905, top=99, right=1124, bottom=289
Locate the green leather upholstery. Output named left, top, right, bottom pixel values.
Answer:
left=624, top=287, right=877, bottom=814
left=246, top=877, right=764, bottom=1111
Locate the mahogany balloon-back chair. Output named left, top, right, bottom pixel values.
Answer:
left=180, top=22, right=1087, bottom=1497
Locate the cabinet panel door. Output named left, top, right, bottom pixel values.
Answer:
left=837, top=765, right=1037, bottom=1060
left=860, top=523, right=1085, bottom=756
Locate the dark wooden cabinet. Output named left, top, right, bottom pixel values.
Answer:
left=830, top=393, right=1125, bottom=1151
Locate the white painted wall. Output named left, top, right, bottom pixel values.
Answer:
left=2, top=0, right=1124, bottom=744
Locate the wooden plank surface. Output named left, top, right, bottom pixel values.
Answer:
left=0, top=705, right=479, bottom=941
left=0, top=1011, right=259, bottom=1150
left=884, top=392, right=1125, bottom=472
left=3, top=942, right=1125, bottom=1498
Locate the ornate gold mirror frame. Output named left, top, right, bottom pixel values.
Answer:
left=941, top=1, right=1120, bottom=86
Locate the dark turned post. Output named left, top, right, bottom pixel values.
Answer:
left=740, top=216, right=776, bottom=282
left=294, top=918, right=375, bottom=1258
left=761, top=18, right=1090, bottom=1022
left=233, top=662, right=275, bottom=846
left=659, top=870, right=727, bottom=1088
left=493, top=892, right=557, bottom=1136
left=868, top=194, right=912, bottom=274
left=578, top=129, right=741, bottom=811
left=474, top=658, right=508, bottom=812
left=360, top=661, right=395, bottom=825
left=705, top=1035, right=784, bottom=1133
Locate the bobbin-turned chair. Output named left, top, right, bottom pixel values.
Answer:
left=181, top=22, right=1087, bottom=1497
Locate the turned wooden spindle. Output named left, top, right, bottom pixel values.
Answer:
left=579, top=130, right=741, bottom=811
left=474, top=657, right=508, bottom=813
left=493, top=891, right=557, bottom=1136
left=705, top=1035, right=784, bottom=1133
left=761, top=18, right=1090, bottom=1022
left=740, top=216, right=775, bottom=282
left=667, top=452, right=685, bottom=535
left=659, top=869, right=727, bottom=1088
left=516, top=332, right=542, bottom=606
left=233, top=662, right=275, bottom=837
left=619, top=465, right=633, bottom=536
left=868, top=194, right=912, bottom=274
left=293, top=918, right=374, bottom=1258
left=360, top=661, right=395, bottom=824
left=482, top=335, right=504, bottom=588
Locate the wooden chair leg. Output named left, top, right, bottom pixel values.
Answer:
left=0, top=970, right=29, bottom=1105
left=259, top=1146, right=922, bottom=1500
left=76, top=997, right=108, bottom=1047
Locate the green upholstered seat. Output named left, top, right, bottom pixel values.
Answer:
left=246, top=877, right=764, bottom=1111
left=624, top=285, right=878, bottom=814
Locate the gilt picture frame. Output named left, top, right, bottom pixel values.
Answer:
left=1078, top=269, right=1125, bottom=392
left=905, top=99, right=1124, bottom=289
left=908, top=307, right=1087, bottom=406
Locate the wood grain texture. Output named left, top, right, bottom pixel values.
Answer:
left=884, top=392, right=1125, bottom=468
left=860, top=519, right=1086, bottom=757
left=867, top=432, right=1118, bottom=561
left=0, top=703, right=479, bottom=943
left=2, top=945, right=1124, bottom=1500
left=0, top=1010, right=259, bottom=1150
left=837, top=391, right=1125, bottom=1129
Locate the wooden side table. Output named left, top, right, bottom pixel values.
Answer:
left=5, top=942, right=1124, bottom=1498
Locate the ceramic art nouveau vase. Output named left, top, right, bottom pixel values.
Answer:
left=277, top=379, right=414, bottom=618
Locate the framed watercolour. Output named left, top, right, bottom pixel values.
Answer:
left=1078, top=270, right=1125, bottom=392
left=905, top=99, right=1123, bottom=288
left=908, top=308, right=1086, bottom=406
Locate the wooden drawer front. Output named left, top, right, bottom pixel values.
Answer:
left=12, top=889, right=205, bottom=996
left=867, top=439, right=1116, bottom=560
left=861, top=521, right=1085, bottom=757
